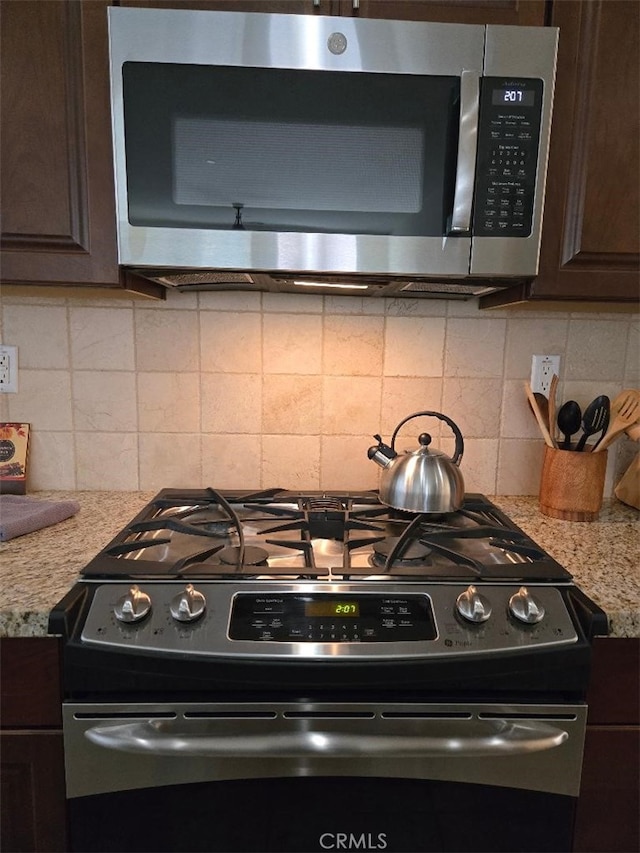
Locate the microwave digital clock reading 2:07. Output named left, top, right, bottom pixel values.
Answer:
left=305, top=601, right=360, bottom=618
left=492, top=88, right=535, bottom=107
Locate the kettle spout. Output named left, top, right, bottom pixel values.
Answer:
left=367, top=435, right=397, bottom=469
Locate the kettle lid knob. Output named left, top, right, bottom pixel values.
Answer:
left=418, top=433, right=432, bottom=447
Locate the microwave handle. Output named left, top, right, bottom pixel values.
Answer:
left=449, top=70, right=480, bottom=235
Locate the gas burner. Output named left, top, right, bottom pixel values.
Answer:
left=217, top=545, right=270, bottom=566
left=371, top=537, right=432, bottom=568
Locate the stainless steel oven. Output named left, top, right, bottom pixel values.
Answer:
left=50, top=490, right=606, bottom=852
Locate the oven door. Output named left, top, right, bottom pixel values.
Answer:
left=64, top=701, right=586, bottom=853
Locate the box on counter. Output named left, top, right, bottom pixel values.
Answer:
left=0, top=423, right=30, bottom=494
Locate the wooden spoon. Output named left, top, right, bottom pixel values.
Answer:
left=593, top=389, right=640, bottom=452
left=524, top=382, right=554, bottom=447
left=548, top=374, right=559, bottom=447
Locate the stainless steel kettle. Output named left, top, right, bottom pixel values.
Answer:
left=367, top=411, right=465, bottom=513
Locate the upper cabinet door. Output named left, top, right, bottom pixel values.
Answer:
left=119, top=1, right=340, bottom=13
left=0, top=1, right=161, bottom=295
left=481, top=0, right=639, bottom=306
left=338, top=0, right=546, bottom=25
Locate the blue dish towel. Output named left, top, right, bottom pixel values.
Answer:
left=0, top=495, right=81, bottom=542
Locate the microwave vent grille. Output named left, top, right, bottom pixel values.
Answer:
left=155, top=272, right=256, bottom=287
left=400, top=281, right=496, bottom=296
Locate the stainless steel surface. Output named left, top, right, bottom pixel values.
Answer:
left=108, top=9, right=557, bottom=287
left=470, top=25, right=558, bottom=276
left=80, top=582, right=578, bottom=659
left=450, top=71, right=480, bottom=234
left=455, top=585, right=492, bottom=623
left=370, top=411, right=465, bottom=513
left=113, top=584, right=151, bottom=623
left=63, top=701, right=587, bottom=799
left=508, top=586, right=545, bottom=624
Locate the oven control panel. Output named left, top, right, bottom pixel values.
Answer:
left=79, top=582, right=579, bottom=659
left=228, top=593, right=436, bottom=642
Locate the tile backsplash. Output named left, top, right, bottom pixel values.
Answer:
left=1, top=289, right=638, bottom=496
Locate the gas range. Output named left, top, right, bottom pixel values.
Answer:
left=50, top=489, right=606, bottom=698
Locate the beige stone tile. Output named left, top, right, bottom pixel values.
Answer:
left=624, top=316, right=639, bottom=386
left=439, top=436, right=498, bottom=495
left=496, top=439, right=546, bottom=495
left=380, top=377, right=443, bottom=436
left=322, top=376, right=381, bottom=436
left=139, top=433, right=202, bottom=490
left=385, top=298, right=446, bottom=317
left=202, top=434, right=262, bottom=490
left=198, top=291, right=261, bottom=312
left=138, top=372, right=200, bottom=432
left=70, top=307, right=134, bottom=370
left=3, top=304, right=69, bottom=368
left=444, top=317, right=507, bottom=378
left=323, top=315, right=384, bottom=376
left=325, top=295, right=384, bottom=315
left=27, top=432, right=76, bottom=490
left=73, top=371, right=137, bottom=432
left=137, top=289, right=198, bottom=309
left=8, top=370, right=72, bottom=430
left=262, top=435, right=321, bottom=490
left=384, top=316, right=445, bottom=376
left=263, top=375, right=322, bottom=434
left=135, top=309, right=199, bottom=372
left=442, top=377, right=503, bottom=438
left=263, top=314, right=322, bottom=374
left=504, top=318, right=568, bottom=379
left=321, top=435, right=380, bottom=491
left=566, top=319, right=629, bottom=381
left=501, top=379, right=543, bottom=440
left=201, top=374, right=262, bottom=433
left=263, top=293, right=323, bottom=313
left=76, top=432, right=139, bottom=490
left=200, top=312, right=261, bottom=373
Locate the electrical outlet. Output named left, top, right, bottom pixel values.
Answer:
left=531, top=355, right=560, bottom=397
left=0, top=345, right=18, bottom=393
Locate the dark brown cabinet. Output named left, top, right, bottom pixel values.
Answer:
left=338, top=0, right=545, bottom=25
left=0, top=638, right=67, bottom=853
left=481, top=0, right=640, bottom=307
left=574, top=638, right=640, bottom=853
left=0, top=0, right=161, bottom=297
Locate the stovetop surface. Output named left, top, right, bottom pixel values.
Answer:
left=79, top=489, right=572, bottom=584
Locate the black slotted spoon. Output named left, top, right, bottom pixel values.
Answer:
left=575, top=395, right=610, bottom=451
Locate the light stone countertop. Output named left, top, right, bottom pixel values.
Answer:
left=0, top=491, right=638, bottom=639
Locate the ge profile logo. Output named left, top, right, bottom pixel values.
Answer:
left=327, top=32, right=347, bottom=55
left=0, top=440, right=16, bottom=462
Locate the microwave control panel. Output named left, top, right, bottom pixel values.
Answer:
left=473, top=78, right=544, bottom=237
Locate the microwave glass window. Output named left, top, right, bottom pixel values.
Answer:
left=122, top=63, right=460, bottom=237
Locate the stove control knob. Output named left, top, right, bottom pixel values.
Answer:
left=114, top=585, right=152, bottom=623
left=456, top=585, right=492, bottom=623
left=509, top=586, right=545, bottom=624
left=170, top=584, right=206, bottom=623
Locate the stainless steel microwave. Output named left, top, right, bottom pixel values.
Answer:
left=108, top=8, right=558, bottom=298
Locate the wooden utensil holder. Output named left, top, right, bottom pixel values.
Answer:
left=539, top=446, right=608, bottom=521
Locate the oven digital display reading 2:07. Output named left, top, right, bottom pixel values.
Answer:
left=492, top=88, right=535, bottom=107
left=305, top=601, right=360, bottom=618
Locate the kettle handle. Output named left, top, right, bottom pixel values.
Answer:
left=390, top=411, right=464, bottom=466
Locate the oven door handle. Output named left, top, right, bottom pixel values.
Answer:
left=84, top=718, right=569, bottom=757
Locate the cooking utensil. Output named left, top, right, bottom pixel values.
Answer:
left=556, top=400, right=582, bottom=450
left=367, top=410, right=465, bottom=513
left=575, top=395, right=610, bottom=451
left=548, top=374, right=559, bottom=448
left=524, top=383, right=554, bottom=447
left=533, top=392, right=550, bottom=432
left=593, top=389, right=640, bottom=452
